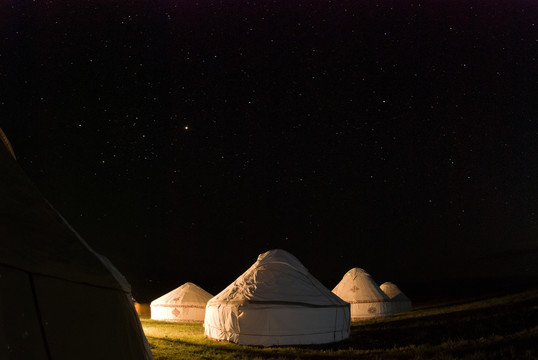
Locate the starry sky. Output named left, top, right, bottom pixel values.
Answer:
left=2, top=0, right=538, bottom=301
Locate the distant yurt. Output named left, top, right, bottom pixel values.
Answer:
left=380, top=282, right=412, bottom=313
left=134, top=301, right=151, bottom=318
left=151, top=282, right=213, bottom=322
left=204, top=249, right=350, bottom=346
left=332, top=268, right=393, bottom=320
left=0, top=128, right=153, bottom=359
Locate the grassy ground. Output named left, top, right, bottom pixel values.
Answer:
left=141, top=287, right=538, bottom=359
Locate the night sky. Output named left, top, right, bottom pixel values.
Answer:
left=2, top=0, right=538, bottom=301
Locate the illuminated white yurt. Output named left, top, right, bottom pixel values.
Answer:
left=204, top=249, right=350, bottom=346
left=0, top=128, right=153, bottom=360
left=332, top=268, right=393, bottom=320
left=380, top=282, right=412, bottom=313
left=151, top=282, right=213, bottom=322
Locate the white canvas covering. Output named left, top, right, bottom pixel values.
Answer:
left=380, top=282, right=412, bottom=313
left=204, top=249, right=350, bottom=346
left=332, top=268, right=393, bottom=320
left=151, top=282, right=213, bottom=322
left=0, top=129, right=153, bottom=360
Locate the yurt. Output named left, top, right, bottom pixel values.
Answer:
left=380, top=282, right=412, bottom=313
left=0, top=129, right=153, bottom=360
left=151, top=282, right=213, bottom=322
left=134, top=301, right=151, bottom=318
left=204, top=249, right=350, bottom=346
left=332, top=268, right=393, bottom=320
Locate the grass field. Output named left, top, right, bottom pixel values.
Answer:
left=141, top=287, right=538, bottom=359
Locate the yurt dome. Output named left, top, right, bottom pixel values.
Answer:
left=204, top=249, right=350, bottom=346
left=332, top=268, right=393, bottom=320
left=380, top=282, right=412, bottom=313
left=151, top=282, right=213, bottom=322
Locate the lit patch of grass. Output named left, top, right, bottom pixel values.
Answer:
left=142, top=287, right=538, bottom=359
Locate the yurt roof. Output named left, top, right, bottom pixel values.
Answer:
left=380, top=282, right=411, bottom=302
left=333, top=267, right=389, bottom=301
left=151, top=282, right=213, bottom=306
left=208, top=249, right=348, bottom=307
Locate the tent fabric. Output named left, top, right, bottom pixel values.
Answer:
left=151, top=282, right=213, bottom=322
left=0, top=129, right=153, bottom=360
left=380, top=282, right=413, bottom=313
left=204, top=249, right=350, bottom=346
left=332, top=268, right=393, bottom=320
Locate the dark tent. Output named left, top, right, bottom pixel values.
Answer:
left=0, top=128, right=153, bottom=360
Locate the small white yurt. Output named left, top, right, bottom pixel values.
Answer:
left=151, top=282, right=213, bottom=322
left=204, top=249, right=350, bottom=346
left=332, top=268, right=393, bottom=320
left=380, top=282, right=412, bottom=313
